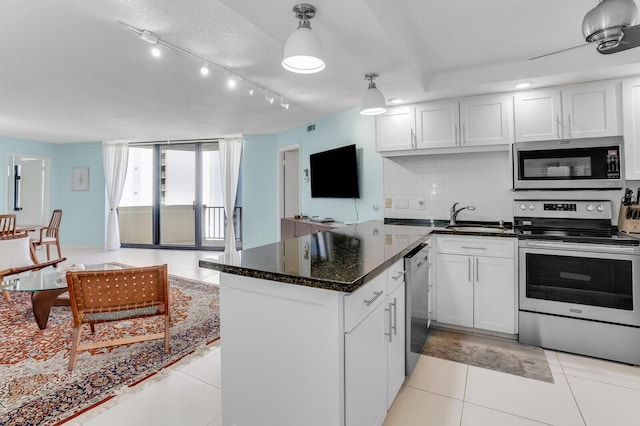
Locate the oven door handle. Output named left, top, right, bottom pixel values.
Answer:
left=523, top=241, right=638, bottom=254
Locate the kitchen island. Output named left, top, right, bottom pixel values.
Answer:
left=199, top=221, right=431, bottom=426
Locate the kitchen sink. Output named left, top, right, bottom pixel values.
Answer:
left=445, top=225, right=507, bottom=234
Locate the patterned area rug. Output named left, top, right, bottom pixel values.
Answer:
left=0, top=273, right=220, bottom=425
left=422, top=328, right=554, bottom=383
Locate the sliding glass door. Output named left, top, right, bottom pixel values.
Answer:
left=119, top=141, right=241, bottom=250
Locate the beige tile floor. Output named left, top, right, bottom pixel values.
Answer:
left=56, top=247, right=640, bottom=426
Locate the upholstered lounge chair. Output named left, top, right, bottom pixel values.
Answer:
left=0, top=234, right=66, bottom=302
left=66, top=264, right=170, bottom=370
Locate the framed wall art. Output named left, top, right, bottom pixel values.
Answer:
left=72, top=167, right=90, bottom=191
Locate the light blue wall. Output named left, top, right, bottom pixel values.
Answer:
left=241, top=106, right=383, bottom=249
left=241, top=134, right=278, bottom=249
left=54, top=143, right=105, bottom=246
left=0, top=137, right=104, bottom=247
left=1, top=105, right=381, bottom=250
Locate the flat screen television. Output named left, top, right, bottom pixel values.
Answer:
left=310, top=144, right=360, bottom=198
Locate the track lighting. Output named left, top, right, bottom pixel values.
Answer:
left=360, top=73, right=387, bottom=116
left=265, top=92, right=275, bottom=104
left=227, top=75, right=239, bottom=89
left=282, top=3, right=325, bottom=74
left=119, top=21, right=292, bottom=108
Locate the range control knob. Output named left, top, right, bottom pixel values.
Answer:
left=528, top=203, right=536, bottom=210
left=519, top=203, right=527, bottom=210
left=597, top=204, right=604, bottom=212
left=586, top=204, right=594, bottom=212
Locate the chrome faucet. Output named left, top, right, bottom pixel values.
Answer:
left=450, top=202, right=476, bottom=225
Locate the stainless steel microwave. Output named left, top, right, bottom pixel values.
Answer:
left=513, top=138, right=624, bottom=190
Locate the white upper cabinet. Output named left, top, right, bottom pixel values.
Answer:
left=623, top=76, right=640, bottom=180
left=375, top=106, right=415, bottom=152
left=415, top=99, right=460, bottom=149
left=514, top=80, right=621, bottom=142
left=460, top=94, right=513, bottom=146
left=377, top=94, right=513, bottom=152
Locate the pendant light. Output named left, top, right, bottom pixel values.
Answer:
left=360, top=73, right=387, bottom=115
left=282, top=3, right=325, bottom=74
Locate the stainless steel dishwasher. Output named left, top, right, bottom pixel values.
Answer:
left=404, top=242, right=430, bottom=375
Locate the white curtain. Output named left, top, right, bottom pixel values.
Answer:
left=219, top=138, right=243, bottom=253
left=102, top=141, right=129, bottom=251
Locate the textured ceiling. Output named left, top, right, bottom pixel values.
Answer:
left=1, top=0, right=639, bottom=143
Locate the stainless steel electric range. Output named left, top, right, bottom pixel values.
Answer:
left=514, top=200, right=640, bottom=365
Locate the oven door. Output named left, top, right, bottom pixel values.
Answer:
left=519, top=240, right=640, bottom=326
left=513, top=139, right=623, bottom=190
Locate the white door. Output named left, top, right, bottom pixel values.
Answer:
left=6, top=154, right=50, bottom=225
left=415, top=100, right=460, bottom=149
left=283, top=149, right=300, bottom=218
left=387, top=282, right=405, bottom=408
left=514, top=88, right=562, bottom=142
left=375, top=106, right=415, bottom=152
left=562, top=81, right=621, bottom=139
left=473, top=256, right=515, bottom=334
left=460, top=94, right=513, bottom=146
left=623, top=77, right=640, bottom=180
left=436, top=253, right=474, bottom=327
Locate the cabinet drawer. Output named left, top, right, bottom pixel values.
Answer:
left=436, top=236, right=515, bottom=258
left=344, top=272, right=387, bottom=332
left=387, top=259, right=405, bottom=292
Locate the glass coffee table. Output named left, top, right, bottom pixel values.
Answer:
left=1, top=264, right=122, bottom=329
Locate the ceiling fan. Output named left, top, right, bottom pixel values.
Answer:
left=529, top=0, right=640, bottom=60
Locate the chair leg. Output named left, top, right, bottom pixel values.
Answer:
left=68, top=325, right=83, bottom=371
left=90, top=323, right=95, bottom=333
left=46, top=244, right=51, bottom=261
left=2, top=290, right=11, bottom=302
left=55, top=240, right=62, bottom=259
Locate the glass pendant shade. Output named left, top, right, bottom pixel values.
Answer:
left=282, top=26, right=325, bottom=74
left=360, top=82, right=387, bottom=115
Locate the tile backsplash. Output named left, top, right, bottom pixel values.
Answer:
left=383, top=150, right=634, bottom=225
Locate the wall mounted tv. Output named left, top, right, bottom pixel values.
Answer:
left=310, top=144, right=360, bottom=198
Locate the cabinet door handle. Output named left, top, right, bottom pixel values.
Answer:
left=385, top=303, right=393, bottom=343
left=476, top=258, right=479, bottom=283
left=461, top=246, right=487, bottom=250
left=392, top=271, right=405, bottom=281
left=411, top=129, right=416, bottom=148
left=567, top=114, right=572, bottom=138
left=556, top=115, right=562, bottom=139
left=391, top=297, right=397, bottom=336
left=462, top=124, right=466, bottom=144
left=468, top=258, right=472, bottom=282
left=455, top=124, right=459, bottom=145
left=364, top=291, right=384, bottom=306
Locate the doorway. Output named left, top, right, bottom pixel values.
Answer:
left=278, top=145, right=300, bottom=238
left=5, top=153, right=50, bottom=225
left=119, top=142, right=241, bottom=250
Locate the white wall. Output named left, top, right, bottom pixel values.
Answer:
left=384, top=149, right=636, bottom=224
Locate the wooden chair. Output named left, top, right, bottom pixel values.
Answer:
left=0, top=234, right=66, bottom=302
left=32, top=209, right=62, bottom=260
left=66, top=264, right=170, bottom=371
left=0, top=214, right=16, bottom=239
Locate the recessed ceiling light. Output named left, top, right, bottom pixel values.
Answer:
left=388, top=98, right=403, bottom=104
left=150, top=46, right=161, bottom=58
left=227, top=75, right=239, bottom=89
left=200, top=64, right=210, bottom=76
left=515, top=82, right=532, bottom=89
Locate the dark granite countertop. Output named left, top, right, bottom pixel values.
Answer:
left=199, top=221, right=430, bottom=293
left=199, top=219, right=517, bottom=293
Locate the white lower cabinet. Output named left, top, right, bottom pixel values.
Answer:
left=436, top=236, right=516, bottom=334
left=220, top=259, right=406, bottom=426
left=345, top=260, right=406, bottom=426
left=345, top=293, right=388, bottom=426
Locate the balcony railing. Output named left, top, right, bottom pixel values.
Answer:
left=203, top=206, right=242, bottom=241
